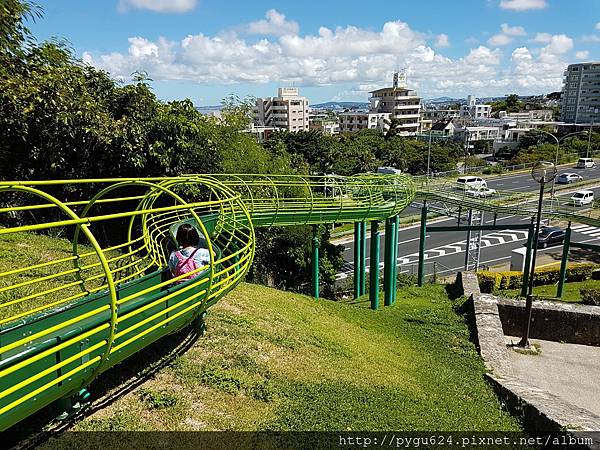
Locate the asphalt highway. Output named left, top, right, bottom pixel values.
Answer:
left=337, top=163, right=600, bottom=279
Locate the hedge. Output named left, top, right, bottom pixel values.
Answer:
left=581, top=289, right=600, bottom=306
left=476, top=263, right=600, bottom=294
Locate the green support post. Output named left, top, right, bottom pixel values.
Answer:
left=369, top=220, right=380, bottom=310
left=417, top=202, right=428, bottom=287
left=384, top=218, right=394, bottom=306
left=557, top=222, right=572, bottom=298
left=354, top=222, right=361, bottom=299
left=392, top=214, right=399, bottom=304
left=521, top=219, right=535, bottom=297
left=312, top=225, right=319, bottom=300
left=360, top=220, right=367, bottom=296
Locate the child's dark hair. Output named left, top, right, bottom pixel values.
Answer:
left=176, top=224, right=200, bottom=248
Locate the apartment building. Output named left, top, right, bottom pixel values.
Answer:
left=338, top=111, right=390, bottom=132
left=368, top=72, right=421, bottom=135
left=421, top=108, right=460, bottom=121
left=255, top=87, right=310, bottom=132
left=460, top=95, right=491, bottom=119
left=454, top=126, right=501, bottom=142
left=561, top=62, right=600, bottom=124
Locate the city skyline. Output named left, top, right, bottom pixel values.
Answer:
left=31, top=0, right=600, bottom=105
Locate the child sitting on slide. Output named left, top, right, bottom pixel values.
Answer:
left=169, top=224, right=211, bottom=282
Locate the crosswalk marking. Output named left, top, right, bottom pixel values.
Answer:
left=336, top=229, right=530, bottom=280
left=571, top=225, right=600, bottom=237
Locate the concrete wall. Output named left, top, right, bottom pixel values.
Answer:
left=497, top=298, right=600, bottom=347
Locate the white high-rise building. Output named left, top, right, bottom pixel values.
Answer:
left=460, top=95, right=491, bottom=119
left=338, top=71, right=421, bottom=135
left=561, top=62, right=600, bottom=124
left=255, top=87, right=310, bottom=132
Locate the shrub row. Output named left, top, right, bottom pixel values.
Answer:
left=476, top=263, right=600, bottom=294
left=581, top=289, right=600, bottom=306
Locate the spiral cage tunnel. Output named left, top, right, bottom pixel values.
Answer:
left=0, top=172, right=416, bottom=430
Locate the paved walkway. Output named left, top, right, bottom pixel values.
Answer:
left=506, top=336, right=600, bottom=417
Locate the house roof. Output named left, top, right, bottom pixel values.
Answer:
left=431, top=119, right=453, bottom=131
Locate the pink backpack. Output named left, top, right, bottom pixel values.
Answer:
left=173, top=249, right=199, bottom=283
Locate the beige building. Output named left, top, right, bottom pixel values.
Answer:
left=337, top=72, right=422, bottom=135
left=338, top=111, right=390, bottom=133
left=255, top=87, right=310, bottom=132
left=368, top=72, right=421, bottom=135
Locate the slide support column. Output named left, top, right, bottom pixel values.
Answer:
left=392, top=214, right=399, bottom=304
left=370, top=220, right=380, bottom=310
left=312, top=225, right=319, bottom=300
left=354, top=222, right=362, bottom=299
left=360, top=221, right=367, bottom=296
left=417, top=202, right=428, bottom=287
left=384, top=218, right=394, bottom=306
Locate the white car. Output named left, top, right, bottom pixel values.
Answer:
left=456, top=176, right=487, bottom=190
left=556, top=172, right=583, bottom=184
left=570, top=190, right=595, bottom=206
left=466, top=187, right=497, bottom=198
left=576, top=158, right=596, bottom=169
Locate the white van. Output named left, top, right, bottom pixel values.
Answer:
left=570, top=190, right=595, bottom=206
left=456, top=176, right=487, bottom=190
left=576, top=158, right=596, bottom=169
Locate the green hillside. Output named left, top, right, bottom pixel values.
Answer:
left=62, top=282, right=521, bottom=432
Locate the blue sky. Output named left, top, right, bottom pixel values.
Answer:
left=30, top=0, right=600, bottom=105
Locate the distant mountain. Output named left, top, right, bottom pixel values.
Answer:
left=311, top=101, right=369, bottom=111
left=423, top=96, right=460, bottom=104
left=195, top=105, right=222, bottom=112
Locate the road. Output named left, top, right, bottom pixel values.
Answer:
left=337, top=163, right=600, bottom=280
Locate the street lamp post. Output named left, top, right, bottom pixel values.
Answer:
left=519, top=161, right=557, bottom=348
left=426, top=127, right=432, bottom=181
left=532, top=130, right=590, bottom=210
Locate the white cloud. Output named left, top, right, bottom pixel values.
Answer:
left=596, top=22, right=600, bottom=30
left=488, top=24, right=527, bottom=47
left=575, top=50, right=590, bottom=59
left=533, top=32, right=552, bottom=43
left=82, top=13, right=575, bottom=99
left=434, top=33, right=450, bottom=48
left=117, top=0, right=197, bottom=13
left=501, top=23, right=527, bottom=36
left=245, top=9, right=299, bottom=36
left=582, top=34, right=600, bottom=43
left=499, top=0, right=548, bottom=11
left=542, top=34, right=573, bottom=55
left=488, top=34, right=513, bottom=46
left=465, top=37, right=479, bottom=44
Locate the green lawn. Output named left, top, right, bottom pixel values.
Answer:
left=497, top=279, right=600, bottom=303
left=54, top=282, right=522, bottom=433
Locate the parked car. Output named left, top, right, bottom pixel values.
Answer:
left=536, top=226, right=565, bottom=248
left=576, top=158, right=596, bottom=169
left=456, top=176, right=487, bottom=190
left=466, top=187, right=497, bottom=198
left=556, top=172, right=583, bottom=184
left=570, top=190, right=595, bottom=206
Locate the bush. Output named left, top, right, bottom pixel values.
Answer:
left=482, top=165, right=504, bottom=175
left=396, top=273, right=417, bottom=288
left=477, top=272, right=501, bottom=293
left=566, top=263, right=596, bottom=282
left=533, top=266, right=561, bottom=285
left=498, top=271, right=523, bottom=290
left=581, top=289, right=600, bottom=306
left=477, top=263, right=600, bottom=293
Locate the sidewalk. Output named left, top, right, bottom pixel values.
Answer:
left=506, top=336, right=600, bottom=417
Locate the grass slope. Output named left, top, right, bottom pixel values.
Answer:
left=66, top=282, right=521, bottom=432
